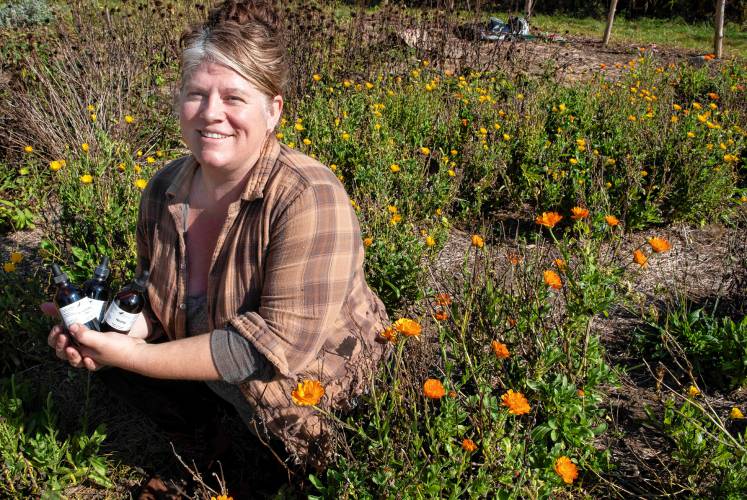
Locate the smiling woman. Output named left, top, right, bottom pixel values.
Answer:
left=42, top=0, right=389, bottom=473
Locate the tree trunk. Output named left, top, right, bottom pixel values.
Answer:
left=714, top=0, right=726, bottom=58
left=524, top=0, right=534, bottom=21
left=602, top=0, right=619, bottom=47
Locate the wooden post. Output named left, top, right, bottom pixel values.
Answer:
left=524, top=0, right=534, bottom=21
left=714, top=0, right=726, bottom=58
left=602, top=0, right=618, bottom=47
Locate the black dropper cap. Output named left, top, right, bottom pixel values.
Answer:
left=51, top=263, right=68, bottom=284
left=132, top=270, right=150, bottom=291
left=93, top=256, right=110, bottom=279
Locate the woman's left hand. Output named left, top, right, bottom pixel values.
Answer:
left=66, top=323, right=146, bottom=372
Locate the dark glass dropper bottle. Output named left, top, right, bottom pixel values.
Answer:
left=82, top=256, right=111, bottom=323
left=101, top=270, right=150, bottom=334
left=51, top=263, right=100, bottom=332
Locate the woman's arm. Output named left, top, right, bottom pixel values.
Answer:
left=65, top=323, right=221, bottom=380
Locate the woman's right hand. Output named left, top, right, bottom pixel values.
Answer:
left=41, top=302, right=101, bottom=369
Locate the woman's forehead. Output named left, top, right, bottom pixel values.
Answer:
left=183, top=62, right=259, bottom=93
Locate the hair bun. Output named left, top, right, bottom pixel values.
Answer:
left=207, top=0, right=280, bottom=32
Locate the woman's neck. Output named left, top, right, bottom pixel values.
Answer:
left=192, top=150, right=262, bottom=208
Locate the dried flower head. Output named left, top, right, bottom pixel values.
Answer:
left=554, top=456, right=579, bottom=484
left=423, top=379, right=446, bottom=399
left=379, top=326, right=397, bottom=343
left=291, top=380, right=325, bottom=406
left=501, top=390, right=531, bottom=415
left=435, top=293, right=452, bottom=306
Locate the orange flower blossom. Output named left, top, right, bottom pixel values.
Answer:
left=491, top=340, right=510, bottom=359
left=554, top=456, right=579, bottom=484
left=543, top=270, right=562, bottom=290
left=535, top=211, right=563, bottom=228
left=570, top=206, right=589, bottom=220
left=291, top=380, right=325, bottom=406
left=501, top=390, right=531, bottom=415
left=648, top=237, right=672, bottom=253
left=423, top=379, right=446, bottom=399
left=393, top=318, right=421, bottom=337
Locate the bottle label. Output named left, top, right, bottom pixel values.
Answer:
left=59, top=300, right=97, bottom=329
left=103, top=302, right=138, bottom=332
left=88, top=299, right=107, bottom=322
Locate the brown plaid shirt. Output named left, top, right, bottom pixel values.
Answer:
left=136, top=136, right=389, bottom=466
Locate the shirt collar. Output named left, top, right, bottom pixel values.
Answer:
left=165, top=135, right=281, bottom=203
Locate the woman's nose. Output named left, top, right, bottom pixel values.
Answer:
left=200, top=94, right=224, bottom=121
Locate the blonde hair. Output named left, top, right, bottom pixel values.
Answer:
left=179, top=0, right=287, bottom=101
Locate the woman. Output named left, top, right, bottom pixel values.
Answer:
left=44, top=0, right=388, bottom=468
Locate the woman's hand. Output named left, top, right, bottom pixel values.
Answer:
left=41, top=302, right=97, bottom=369
left=65, top=324, right=147, bottom=372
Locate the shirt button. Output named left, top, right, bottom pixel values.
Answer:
left=179, top=303, right=186, bottom=310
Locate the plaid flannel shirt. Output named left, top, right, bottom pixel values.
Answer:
left=136, top=136, right=389, bottom=466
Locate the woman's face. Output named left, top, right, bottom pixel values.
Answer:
left=179, top=61, right=282, bottom=174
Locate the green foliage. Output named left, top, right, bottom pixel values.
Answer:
left=0, top=377, right=112, bottom=497
left=651, top=397, right=747, bottom=497
left=0, top=0, right=53, bottom=28
left=636, top=307, right=747, bottom=390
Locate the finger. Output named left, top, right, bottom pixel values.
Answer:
left=55, top=332, right=69, bottom=352
left=65, top=346, right=84, bottom=368
left=47, top=325, right=63, bottom=348
left=82, top=357, right=99, bottom=371
left=40, top=302, right=59, bottom=318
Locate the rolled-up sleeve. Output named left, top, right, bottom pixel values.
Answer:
left=229, top=182, right=361, bottom=377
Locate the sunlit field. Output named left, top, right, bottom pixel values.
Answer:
left=1, top=1, right=745, bottom=498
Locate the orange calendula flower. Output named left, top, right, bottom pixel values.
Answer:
left=648, top=237, right=672, bottom=253
left=471, top=235, right=484, bottom=248
left=423, top=379, right=446, bottom=399
left=393, top=318, right=421, bottom=337
left=433, top=310, right=449, bottom=321
left=570, top=207, right=589, bottom=220
left=554, top=258, right=566, bottom=271
left=10, top=252, right=23, bottom=264
left=23, top=145, right=33, bottom=153
left=577, top=389, right=585, bottom=397
left=420, top=146, right=430, bottom=155
left=507, top=252, right=522, bottom=265
left=425, top=236, right=436, bottom=247
left=501, top=390, right=531, bottom=415
left=604, top=215, right=620, bottom=227
left=543, top=270, right=562, bottom=290
left=435, top=293, right=452, bottom=306
left=291, top=380, right=325, bottom=406
left=363, top=237, right=373, bottom=247
left=554, top=456, right=579, bottom=484
left=535, top=211, right=563, bottom=228
left=730, top=407, right=744, bottom=419
left=491, top=340, right=510, bottom=359
left=633, top=249, right=648, bottom=267
left=380, top=326, right=398, bottom=343
left=461, top=438, right=477, bottom=452
left=4, top=262, right=15, bottom=273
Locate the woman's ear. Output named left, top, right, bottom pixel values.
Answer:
left=266, top=95, right=284, bottom=130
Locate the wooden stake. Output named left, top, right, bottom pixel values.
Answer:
left=602, top=0, right=618, bottom=47
left=714, top=0, right=726, bottom=58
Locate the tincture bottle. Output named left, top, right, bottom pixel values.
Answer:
left=101, top=270, right=150, bottom=334
left=82, top=256, right=111, bottom=323
left=51, top=263, right=100, bottom=331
